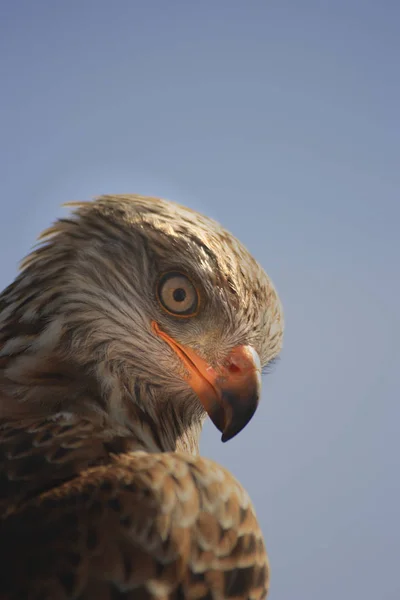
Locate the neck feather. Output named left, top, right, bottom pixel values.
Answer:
left=0, top=343, right=204, bottom=455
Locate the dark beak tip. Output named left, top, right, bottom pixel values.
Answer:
left=221, top=429, right=239, bottom=443
left=219, top=393, right=260, bottom=443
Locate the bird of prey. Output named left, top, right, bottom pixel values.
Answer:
left=0, top=195, right=283, bottom=600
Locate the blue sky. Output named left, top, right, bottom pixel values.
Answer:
left=1, top=1, right=399, bottom=598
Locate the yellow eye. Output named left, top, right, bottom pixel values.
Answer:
left=157, top=272, right=200, bottom=317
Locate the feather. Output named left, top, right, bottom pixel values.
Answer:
left=0, top=195, right=283, bottom=598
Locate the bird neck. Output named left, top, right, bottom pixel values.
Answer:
left=0, top=348, right=204, bottom=456
left=124, top=400, right=204, bottom=455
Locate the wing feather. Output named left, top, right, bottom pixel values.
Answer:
left=0, top=422, right=269, bottom=599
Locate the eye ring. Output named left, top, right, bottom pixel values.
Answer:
left=156, top=271, right=200, bottom=318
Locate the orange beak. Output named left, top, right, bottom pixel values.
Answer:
left=152, top=321, right=262, bottom=442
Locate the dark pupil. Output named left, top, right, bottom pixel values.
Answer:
left=173, top=288, right=186, bottom=303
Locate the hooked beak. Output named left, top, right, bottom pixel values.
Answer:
left=152, top=321, right=262, bottom=442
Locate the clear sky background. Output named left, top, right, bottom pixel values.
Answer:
left=1, top=1, right=399, bottom=598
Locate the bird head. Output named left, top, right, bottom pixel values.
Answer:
left=0, top=195, right=283, bottom=452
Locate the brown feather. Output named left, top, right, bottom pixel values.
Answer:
left=0, top=434, right=269, bottom=599
left=0, top=195, right=282, bottom=598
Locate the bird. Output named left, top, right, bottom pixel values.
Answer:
left=0, top=194, right=283, bottom=600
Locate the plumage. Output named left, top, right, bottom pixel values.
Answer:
left=0, top=195, right=283, bottom=599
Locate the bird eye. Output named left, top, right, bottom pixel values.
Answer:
left=156, top=272, right=200, bottom=317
